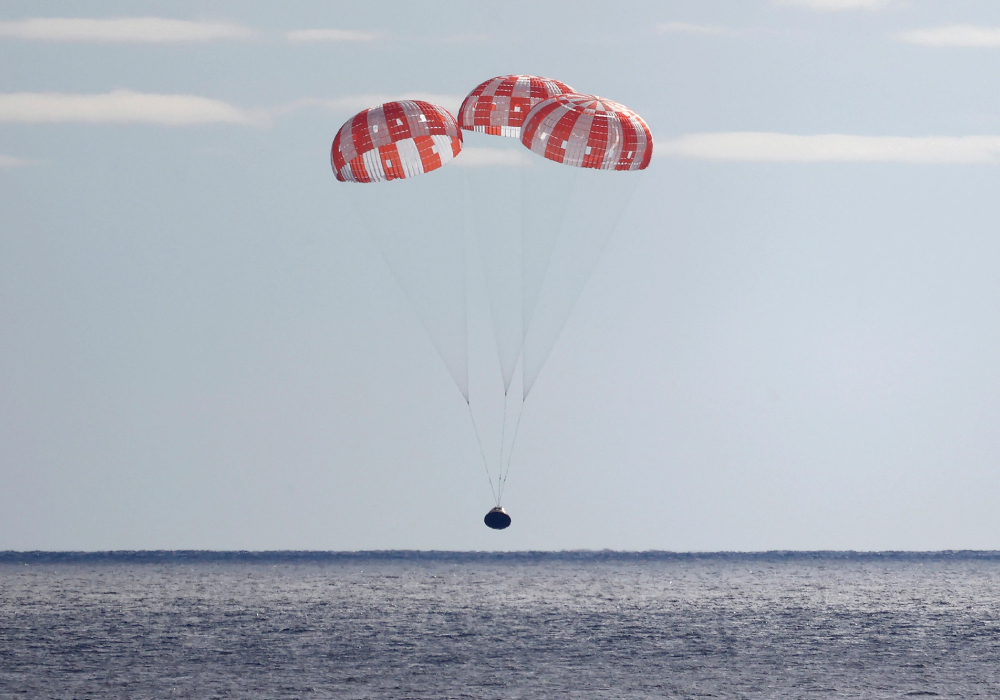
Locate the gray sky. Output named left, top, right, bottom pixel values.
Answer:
left=2, top=0, right=1000, bottom=551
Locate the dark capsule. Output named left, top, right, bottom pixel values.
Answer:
left=484, top=506, right=511, bottom=530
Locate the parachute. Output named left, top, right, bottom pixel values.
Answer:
left=334, top=101, right=469, bottom=397
left=332, top=81, right=653, bottom=525
left=520, top=94, right=653, bottom=171
left=458, top=74, right=575, bottom=137
left=331, top=100, right=462, bottom=182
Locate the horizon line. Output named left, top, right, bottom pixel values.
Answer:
left=2, top=549, right=999, bottom=562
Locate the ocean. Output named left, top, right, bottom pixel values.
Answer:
left=1, top=551, right=998, bottom=698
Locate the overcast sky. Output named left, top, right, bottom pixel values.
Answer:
left=2, top=0, right=1000, bottom=551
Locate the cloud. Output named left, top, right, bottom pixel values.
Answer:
left=658, top=133, right=1000, bottom=163
left=0, top=17, right=257, bottom=42
left=0, top=90, right=252, bottom=126
left=896, top=25, right=1000, bottom=48
left=284, top=29, right=382, bottom=42
left=452, top=147, right=531, bottom=167
left=436, top=33, right=491, bottom=43
left=0, top=154, right=33, bottom=168
left=772, top=0, right=891, bottom=10
left=280, top=93, right=465, bottom=118
left=655, top=22, right=734, bottom=36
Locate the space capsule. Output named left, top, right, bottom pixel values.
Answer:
left=484, top=506, right=512, bottom=530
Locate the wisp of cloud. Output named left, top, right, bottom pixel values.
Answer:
left=0, top=17, right=257, bottom=42
left=660, top=132, right=1000, bottom=164
left=0, top=90, right=252, bottom=126
left=896, top=25, right=1000, bottom=48
left=284, top=29, right=382, bottom=43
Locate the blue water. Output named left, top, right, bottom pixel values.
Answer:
left=1, top=551, right=999, bottom=698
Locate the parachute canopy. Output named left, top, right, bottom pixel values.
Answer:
left=458, top=75, right=575, bottom=138
left=521, top=94, right=653, bottom=171
left=331, top=100, right=462, bottom=183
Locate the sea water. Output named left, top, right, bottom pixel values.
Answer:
left=1, top=551, right=998, bottom=698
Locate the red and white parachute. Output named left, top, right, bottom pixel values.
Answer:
left=331, top=100, right=462, bottom=183
left=331, top=82, right=653, bottom=510
left=521, top=94, right=653, bottom=170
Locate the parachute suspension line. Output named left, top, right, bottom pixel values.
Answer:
left=497, top=399, right=524, bottom=504
left=521, top=172, right=643, bottom=401
left=498, top=355, right=523, bottom=504
left=467, top=402, right=498, bottom=506
left=496, top=390, right=509, bottom=504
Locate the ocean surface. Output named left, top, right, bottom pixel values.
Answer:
left=1, top=551, right=999, bottom=699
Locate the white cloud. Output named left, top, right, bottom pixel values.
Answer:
left=0, top=90, right=252, bottom=126
left=284, top=29, right=381, bottom=42
left=655, top=22, right=733, bottom=36
left=0, top=154, right=33, bottom=168
left=658, top=133, right=1000, bottom=163
left=452, top=147, right=531, bottom=167
left=772, top=0, right=891, bottom=10
left=0, top=17, right=257, bottom=42
left=282, top=93, right=465, bottom=119
left=896, top=25, right=1000, bottom=48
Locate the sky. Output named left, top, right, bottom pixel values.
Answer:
left=2, top=0, right=1000, bottom=551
